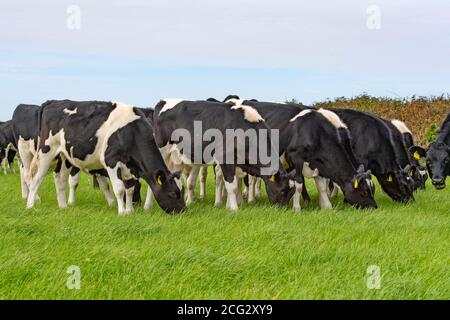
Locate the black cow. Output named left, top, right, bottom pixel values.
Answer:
left=328, top=109, right=415, bottom=203
left=25, top=100, right=185, bottom=215
left=153, top=99, right=296, bottom=210
left=410, top=112, right=450, bottom=189
left=0, top=120, right=17, bottom=174
left=236, top=100, right=377, bottom=210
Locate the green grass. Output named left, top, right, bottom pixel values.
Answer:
left=0, top=165, right=448, bottom=300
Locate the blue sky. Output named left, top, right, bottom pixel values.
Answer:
left=1, top=0, right=449, bottom=120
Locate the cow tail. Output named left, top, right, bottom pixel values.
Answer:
left=27, top=152, right=39, bottom=185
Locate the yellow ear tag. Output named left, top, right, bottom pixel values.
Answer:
left=409, top=170, right=413, bottom=177
left=270, top=175, right=276, bottom=182
left=353, top=179, right=359, bottom=189
left=157, top=176, right=163, bottom=186
left=413, top=151, right=421, bottom=160
left=387, top=175, right=393, bottom=182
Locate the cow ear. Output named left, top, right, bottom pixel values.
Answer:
left=409, top=146, right=426, bottom=160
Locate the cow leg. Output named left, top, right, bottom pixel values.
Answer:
left=186, top=165, right=200, bottom=205
left=27, top=150, right=57, bottom=208
left=331, top=182, right=341, bottom=198
left=19, top=161, right=29, bottom=199
left=301, top=177, right=311, bottom=202
left=243, top=175, right=249, bottom=197
left=7, top=149, right=16, bottom=174
left=221, top=165, right=239, bottom=211
left=1, top=156, right=6, bottom=175
left=144, top=184, right=154, bottom=210
left=236, top=176, right=243, bottom=205
left=199, top=166, right=207, bottom=200
left=95, top=175, right=115, bottom=207
left=106, top=167, right=126, bottom=215
left=68, top=167, right=80, bottom=205
left=255, top=177, right=262, bottom=198
left=214, top=164, right=224, bottom=206
left=292, top=181, right=304, bottom=211
left=315, top=176, right=333, bottom=209
left=53, top=158, right=70, bottom=209
left=248, top=175, right=256, bottom=203
left=124, top=180, right=135, bottom=215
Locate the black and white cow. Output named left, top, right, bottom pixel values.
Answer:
left=152, top=99, right=296, bottom=210
left=0, top=120, right=17, bottom=174
left=12, top=104, right=87, bottom=204
left=410, top=112, right=450, bottom=189
left=25, top=100, right=185, bottom=215
left=233, top=100, right=377, bottom=210
left=328, top=109, right=415, bottom=203
left=389, top=119, right=427, bottom=190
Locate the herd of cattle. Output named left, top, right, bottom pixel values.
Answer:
left=0, top=96, right=448, bottom=215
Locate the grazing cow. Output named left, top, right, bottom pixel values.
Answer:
left=25, top=100, right=185, bottom=215
left=153, top=99, right=295, bottom=210
left=0, top=121, right=17, bottom=174
left=328, top=109, right=415, bottom=203
left=390, top=119, right=428, bottom=189
left=410, top=112, right=450, bottom=189
left=235, top=100, right=377, bottom=210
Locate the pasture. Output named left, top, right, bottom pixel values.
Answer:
left=0, top=165, right=448, bottom=300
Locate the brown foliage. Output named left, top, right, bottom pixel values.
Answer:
left=312, top=94, right=450, bottom=146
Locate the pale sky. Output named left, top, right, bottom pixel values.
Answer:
left=1, top=0, right=449, bottom=120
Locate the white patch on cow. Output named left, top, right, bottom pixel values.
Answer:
left=61, top=102, right=140, bottom=170
left=419, top=169, right=427, bottom=177
left=225, top=176, right=239, bottom=211
left=290, top=109, right=313, bottom=122
left=391, top=119, right=412, bottom=135
left=63, top=108, right=77, bottom=115
left=317, top=109, right=347, bottom=128
left=159, top=99, right=184, bottom=115
left=227, top=99, right=264, bottom=123
left=302, top=162, right=319, bottom=178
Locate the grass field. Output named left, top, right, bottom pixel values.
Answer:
left=0, top=165, right=448, bottom=300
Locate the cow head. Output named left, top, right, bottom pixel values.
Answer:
left=378, top=165, right=415, bottom=203
left=262, top=169, right=296, bottom=206
left=149, top=170, right=185, bottom=213
left=411, top=143, right=449, bottom=189
left=409, top=164, right=428, bottom=190
left=342, top=165, right=378, bottom=209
